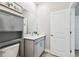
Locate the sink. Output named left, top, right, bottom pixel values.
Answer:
left=24, top=34, right=45, bottom=40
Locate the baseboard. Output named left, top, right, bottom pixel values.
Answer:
left=44, top=49, right=54, bottom=55
left=44, top=49, right=58, bottom=57
left=44, top=49, right=50, bottom=53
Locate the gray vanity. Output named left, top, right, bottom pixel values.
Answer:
left=24, top=34, right=45, bottom=57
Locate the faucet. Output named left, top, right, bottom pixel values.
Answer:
left=32, top=31, right=39, bottom=35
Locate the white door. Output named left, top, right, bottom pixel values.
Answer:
left=50, top=9, right=70, bottom=57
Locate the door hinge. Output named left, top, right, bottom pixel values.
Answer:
left=70, top=50, right=72, bottom=53
left=70, top=31, right=72, bottom=34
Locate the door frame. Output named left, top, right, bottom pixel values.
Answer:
left=70, top=2, right=78, bottom=57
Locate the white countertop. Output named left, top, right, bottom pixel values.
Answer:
left=23, top=34, right=46, bottom=40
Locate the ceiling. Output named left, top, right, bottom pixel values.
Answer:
left=35, top=2, right=71, bottom=11
left=18, top=2, right=72, bottom=12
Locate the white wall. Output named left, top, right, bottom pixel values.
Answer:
left=18, top=2, right=37, bottom=34
left=36, top=4, right=50, bottom=49
left=36, top=2, right=71, bottom=50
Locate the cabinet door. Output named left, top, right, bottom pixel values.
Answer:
left=25, top=40, right=34, bottom=57
left=35, top=37, right=45, bottom=57
left=39, top=40, right=44, bottom=55
left=35, top=42, right=42, bottom=57
left=41, top=39, right=44, bottom=53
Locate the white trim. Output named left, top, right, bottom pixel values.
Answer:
left=44, top=49, right=54, bottom=55
left=44, top=49, right=50, bottom=53
left=70, top=2, right=78, bottom=57
left=70, top=8, right=75, bottom=57
left=44, top=49, right=58, bottom=56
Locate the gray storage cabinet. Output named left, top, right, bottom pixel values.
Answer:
left=24, top=36, right=45, bottom=57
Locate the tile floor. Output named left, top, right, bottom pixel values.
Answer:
left=41, top=50, right=79, bottom=57
left=41, top=52, right=57, bottom=57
